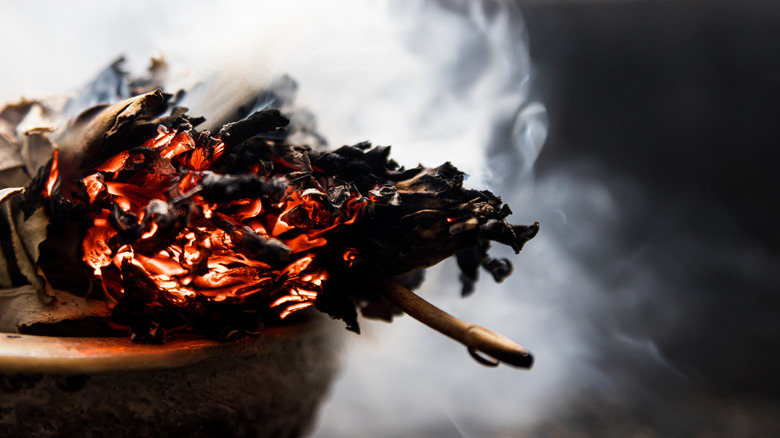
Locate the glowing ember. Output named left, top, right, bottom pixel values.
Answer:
left=19, top=88, right=538, bottom=349
left=68, top=126, right=358, bottom=320
left=44, top=150, right=59, bottom=198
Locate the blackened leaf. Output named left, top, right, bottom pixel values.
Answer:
left=197, top=171, right=286, bottom=202
left=456, top=242, right=489, bottom=297
left=122, top=260, right=165, bottom=344
left=315, top=281, right=360, bottom=334
left=218, top=109, right=289, bottom=148
left=231, top=226, right=291, bottom=266
left=20, top=128, right=55, bottom=179
left=482, top=257, right=513, bottom=283
left=57, top=90, right=166, bottom=173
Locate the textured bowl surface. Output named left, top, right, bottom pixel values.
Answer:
left=0, top=314, right=343, bottom=438
left=0, top=333, right=242, bottom=374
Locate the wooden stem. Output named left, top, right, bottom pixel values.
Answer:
left=373, top=278, right=533, bottom=369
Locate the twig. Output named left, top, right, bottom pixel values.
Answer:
left=372, top=277, right=533, bottom=369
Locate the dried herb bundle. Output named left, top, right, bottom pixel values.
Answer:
left=0, top=65, right=537, bottom=367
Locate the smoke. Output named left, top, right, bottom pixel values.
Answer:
left=4, top=0, right=776, bottom=436
left=2, top=0, right=535, bottom=183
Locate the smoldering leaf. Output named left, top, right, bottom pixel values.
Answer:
left=282, top=190, right=336, bottom=229
left=36, top=220, right=94, bottom=298
left=154, top=106, right=204, bottom=132
left=359, top=296, right=400, bottom=322
left=56, top=90, right=167, bottom=172
left=3, top=285, right=111, bottom=334
left=0, top=110, right=29, bottom=186
left=108, top=203, right=142, bottom=241
left=481, top=257, right=513, bottom=283
left=0, top=100, right=42, bottom=131
left=479, top=220, right=540, bottom=253
left=196, top=171, right=286, bottom=203
left=20, top=128, right=55, bottom=179
left=0, top=168, right=30, bottom=190
left=395, top=162, right=464, bottom=195
left=368, top=185, right=401, bottom=206
left=456, top=242, right=489, bottom=297
left=122, top=260, right=165, bottom=344
left=217, top=108, right=289, bottom=148
left=326, top=185, right=356, bottom=208
left=315, top=280, right=360, bottom=334
left=0, top=136, right=24, bottom=175
left=0, top=187, right=24, bottom=206
left=230, top=227, right=291, bottom=266
left=131, top=200, right=191, bottom=256
left=13, top=205, right=49, bottom=273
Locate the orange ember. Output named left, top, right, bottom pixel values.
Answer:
left=45, top=125, right=365, bottom=324
left=44, top=150, right=59, bottom=198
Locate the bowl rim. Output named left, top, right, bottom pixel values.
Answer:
left=0, top=323, right=313, bottom=375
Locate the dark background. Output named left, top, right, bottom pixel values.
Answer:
left=521, top=0, right=780, bottom=250
left=513, top=0, right=780, bottom=434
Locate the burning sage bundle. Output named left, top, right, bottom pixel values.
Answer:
left=0, top=82, right=538, bottom=368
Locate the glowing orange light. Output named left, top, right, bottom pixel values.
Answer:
left=44, top=150, right=59, bottom=197
left=343, top=248, right=359, bottom=268
left=278, top=302, right=314, bottom=319
left=45, top=123, right=366, bottom=322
